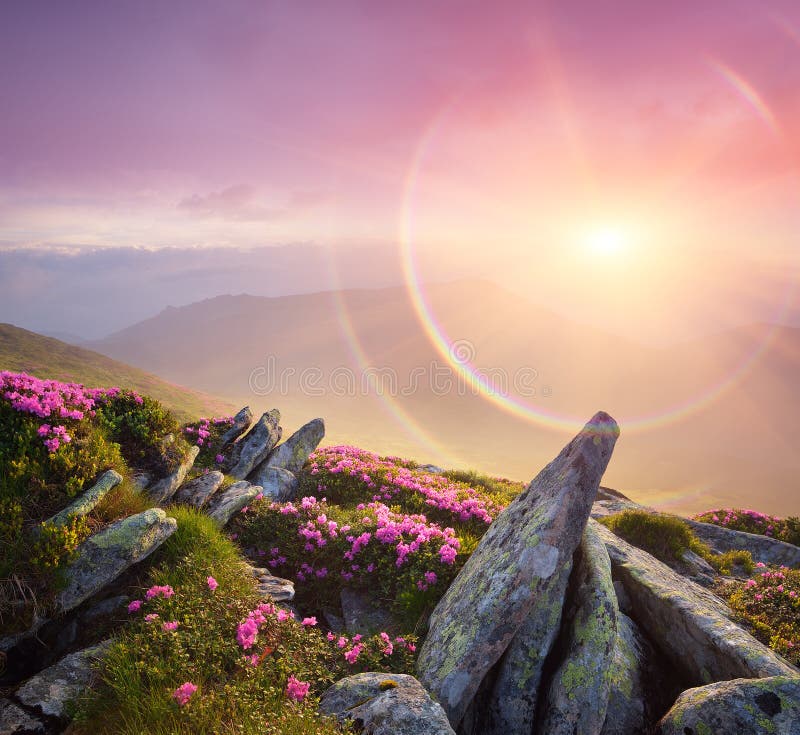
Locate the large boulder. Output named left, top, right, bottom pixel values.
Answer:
left=417, top=411, right=619, bottom=728
left=249, top=465, right=298, bottom=502
left=319, top=672, right=455, bottom=735
left=657, top=677, right=800, bottom=735
left=16, top=641, right=110, bottom=718
left=220, top=405, right=254, bottom=446
left=594, top=519, right=798, bottom=681
left=206, top=481, right=261, bottom=526
left=540, top=522, right=619, bottom=735
left=174, top=470, right=225, bottom=508
left=147, top=445, right=200, bottom=505
left=47, top=469, right=122, bottom=526
left=262, top=417, right=325, bottom=474
left=228, top=409, right=281, bottom=480
left=58, top=509, right=177, bottom=612
left=685, top=518, right=800, bottom=569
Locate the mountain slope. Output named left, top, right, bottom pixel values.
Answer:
left=0, top=323, right=235, bottom=422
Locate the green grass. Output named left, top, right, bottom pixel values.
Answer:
left=0, top=323, right=235, bottom=423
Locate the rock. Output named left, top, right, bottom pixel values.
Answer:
left=147, top=445, right=200, bottom=505
left=220, top=405, right=254, bottom=446
left=540, top=522, right=619, bottom=735
left=416, top=411, right=620, bottom=728
left=173, top=471, right=225, bottom=508
left=0, top=699, right=44, bottom=734
left=206, top=481, right=261, bottom=525
left=323, top=607, right=345, bottom=632
left=47, top=470, right=123, bottom=526
left=248, top=465, right=298, bottom=502
left=16, top=641, right=111, bottom=719
left=263, top=417, right=324, bottom=474
left=247, top=565, right=295, bottom=602
left=131, top=471, right=151, bottom=491
left=680, top=548, right=717, bottom=585
left=602, top=613, right=649, bottom=735
left=594, top=519, right=798, bottom=681
left=657, top=676, right=800, bottom=735
left=319, top=672, right=456, bottom=735
left=419, top=464, right=444, bottom=474
left=58, top=509, right=177, bottom=612
left=228, top=409, right=282, bottom=480
left=341, top=588, right=398, bottom=636
left=685, top=518, right=800, bottom=569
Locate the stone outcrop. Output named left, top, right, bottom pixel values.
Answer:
left=657, top=676, right=800, bottom=735
left=262, top=417, right=324, bottom=474
left=47, top=470, right=122, bottom=527
left=58, top=508, right=177, bottom=612
left=247, top=565, right=295, bottom=602
left=540, top=522, right=619, bottom=735
left=417, top=411, right=619, bottom=728
left=249, top=465, right=298, bottom=502
left=594, top=519, right=798, bottom=682
left=685, top=518, right=800, bottom=569
left=319, top=672, right=456, bottom=735
left=147, top=445, right=200, bottom=505
left=220, top=406, right=254, bottom=446
left=341, top=587, right=398, bottom=636
left=174, top=470, right=225, bottom=508
left=16, top=641, right=111, bottom=718
left=228, top=409, right=281, bottom=480
left=0, top=699, right=43, bottom=734
left=206, top=481, right=261, bottom=525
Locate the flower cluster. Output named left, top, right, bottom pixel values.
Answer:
left=182, top=414, right=235, bottom=467
left=307, top=445, right=500, bottom=525
left=694, top=508, right=800, bottom=546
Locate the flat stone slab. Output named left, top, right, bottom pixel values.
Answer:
left=47, top=469, right=122, bottom=526
left=320, top=672, right=456, bottom=735
left=228, top=409, right=281, bottom=480
left=417, top=411, right=619, bottom=727
left=263, top=417, right=324, bottom=474
left=174, top=470, right=225, bottom=508
left=206, top=481, right=261, bottom=525
left=685, top=518, right=800, bottom=569
left=58, top=508, right=177, bottom=612
left=16, top=641, right=111, bottom=718
left=658, top=677, right=800, bottom=735
left=147, top=445, right=199, bottom=505
left=593, top=519, right=798, bottom=682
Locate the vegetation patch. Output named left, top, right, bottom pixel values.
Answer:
left=693, top=508, right=800, bottom=547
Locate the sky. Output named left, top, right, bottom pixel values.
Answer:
left=1, top=0, right=800, bottom=340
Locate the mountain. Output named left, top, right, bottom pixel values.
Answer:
left=89, top=280, right=800, bottom=516
left=0, top=323, right=235, bottom=422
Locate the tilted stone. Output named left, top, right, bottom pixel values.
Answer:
left=147, top=445, right=199, bottom=505
left=249, top=465, right=298, bottom=502
left=206, top=481, right=261, bottom=525
left=263, top=417, right=324, bottom=474
left=174, top=470, right=225, bottom=508
left=220, top=405, right=254, bottom=446
left=47, top=469, right=122, bottom=526
left=228, top=409, right=281, bottom=480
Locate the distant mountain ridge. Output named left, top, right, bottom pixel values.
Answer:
left=0, top=323, right=235, bottom=422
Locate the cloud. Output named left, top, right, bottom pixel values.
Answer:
left=177, top=185, right=284, bottom=221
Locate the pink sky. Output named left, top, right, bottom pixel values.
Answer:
left=1, top=1, right=800, bottom=340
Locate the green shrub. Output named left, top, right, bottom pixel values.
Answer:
left=599, top=510, right=708, bottom=563
left=694, top=508, right=800, bottom=547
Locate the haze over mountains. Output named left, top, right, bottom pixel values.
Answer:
left=86, top=279, right=800, bottom=516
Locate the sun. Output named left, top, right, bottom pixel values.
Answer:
left=584, top=226, right=627, bottom=256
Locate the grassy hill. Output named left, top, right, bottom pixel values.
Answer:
left=0, top=323, right=235, bottom=422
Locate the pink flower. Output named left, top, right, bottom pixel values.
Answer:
left=286, top=675, right=310, bottom=702
left=207, top=576, right=218, bottom=591
left=301, top=617, right=317, bottom=627
left=145, top=585, right=175, bottom=600
left=162, top=621, right=180, bottom=631
left=127, top=599, right=142, bottom=613
left=215, top=454, right=225, bottom=464
left=337, top=636, right=348, bottom=648
left=172, top=682, right=198, bottom=707
left=145, top=613, right=159, bottom=622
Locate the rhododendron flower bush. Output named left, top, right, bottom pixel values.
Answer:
left=694, top=508, right=800, bottom=546
left=181, top=414, right=236, bottom=470
left=727, top=563, right=800, bottom=666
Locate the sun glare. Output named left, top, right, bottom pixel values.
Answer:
left=584, top=226, right=627, bottom=256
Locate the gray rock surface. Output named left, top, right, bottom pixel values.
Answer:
left=341, top=587, right=398, bottom=636
left=685, top=518, right=800, bottom=569
left=173, top=470, right=225, bottom=507
left=263, top=417, right=324, bottom=474
left=206, top=481, right=261, bottom=525
left=319, top=672, right=456, bottom=735
left=657, top=676, right=800, bottom=735
left=58, top=508, right=177, bottom=612
left=594, top=519, right=798, bottom=681
left=247, top=565, right=295, bottom=602
left=0, top=699, right=44, bottom=734
left=220, top=405, right=254, bottom=446
left=147, top=445, right=200, bottom=504
left=47, top=469, right=123, bottom=526
left=249, top=465, right=298, bottom=502
left=602, top=612, right=649, bottom=735
left=228, top=409, right=281, bottom=480
left=16, top=641, right=111, bottom=718
left=417, top=411, right=619, bottom=728
left=540, top=522, right=619, bottom=735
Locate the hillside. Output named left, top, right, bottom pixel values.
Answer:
left=0, top=323, right=234, bottom=422
left=88, top=281, right=800, bottom=516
